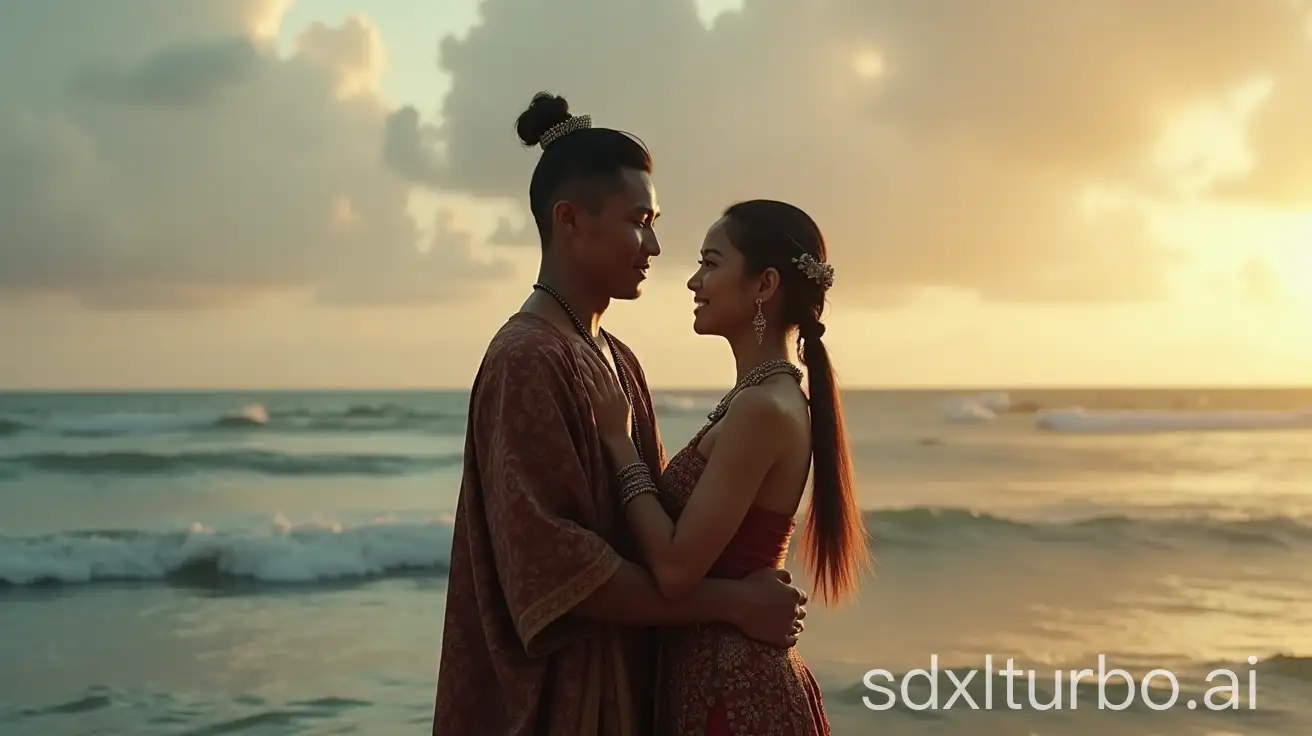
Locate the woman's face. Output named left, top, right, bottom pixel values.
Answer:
left=687, top=216, right=759, bottom=337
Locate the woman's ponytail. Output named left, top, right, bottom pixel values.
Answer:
left=797, top=327, right=869, bottom=605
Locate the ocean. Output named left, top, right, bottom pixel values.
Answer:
left=1, top=387, right=1310, bottom=735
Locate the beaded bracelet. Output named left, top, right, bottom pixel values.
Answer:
left=618, top=474, right=657, bottom=507
left=615, top=462, right=648, bottom=486
left=614, top=462, right=656, bottom=507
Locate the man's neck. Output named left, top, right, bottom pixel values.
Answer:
left=526, top=270, right=608, bottom=339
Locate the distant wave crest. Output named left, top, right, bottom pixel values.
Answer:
left=652, top=394, right=714, bottom=415
left=41, top=404, right=270, bottom=437
left=0, top=515, right=454, bottom=587
left=272, top=403, right=465, bottom=433
left=0, top=402, right=468, bottom=438
left=937, top=392, right=1312, bottom=434
left=0, top=449, right=461, bottom=477
left=939, top=392, right=1042, bottom=424
left=867, top=506, right=1312, bottom=550
left=1036, top=406, right=1312, bottom=434
left=940, top=392, right=1015, bottom=423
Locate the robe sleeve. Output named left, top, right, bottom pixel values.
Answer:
left=471, top=342, right=622, bottom=658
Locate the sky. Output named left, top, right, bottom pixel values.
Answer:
left=1, top=0, right=1310, bottom=390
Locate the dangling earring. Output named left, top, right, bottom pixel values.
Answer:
left=753, top=298, right=766, bottom=344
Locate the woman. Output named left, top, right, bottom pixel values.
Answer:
left=575, top=199, right=870, bottom=735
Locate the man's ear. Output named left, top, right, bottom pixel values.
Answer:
left=552, top=200, right=578, bottom=236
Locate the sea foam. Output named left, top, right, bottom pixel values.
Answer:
left=0, top=515, right=454, bottom=587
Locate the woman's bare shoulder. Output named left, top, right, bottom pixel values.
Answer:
left=724, top=382, right=808, bottom=444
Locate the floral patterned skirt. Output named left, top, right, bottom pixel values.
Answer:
left=657, top=622, right=830, bottom=736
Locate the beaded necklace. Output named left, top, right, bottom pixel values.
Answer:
left=690, top=358, right=803, bottom=446
left=533, top=282, right=644, bottom=465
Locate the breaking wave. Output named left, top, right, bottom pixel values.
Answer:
left=0, top=516, right=454, bottom=587
left=4, top=506, right=1309, bottom=589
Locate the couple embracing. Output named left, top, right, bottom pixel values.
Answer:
left=432, top=92, right=870, bottom=736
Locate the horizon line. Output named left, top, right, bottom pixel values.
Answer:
left=2, top=383, right=1310, bottom=394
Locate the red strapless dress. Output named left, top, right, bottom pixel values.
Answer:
left=653, top=438, right=831, bottom=736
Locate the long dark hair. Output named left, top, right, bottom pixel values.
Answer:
left=514, top=92, right=652, bottom=245
left=722, top=199, right=870, bottom=605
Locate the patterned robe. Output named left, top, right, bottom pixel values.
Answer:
left=432, top=312, right=665, bottom=736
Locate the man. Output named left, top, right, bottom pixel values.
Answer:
left=432, top=93, right=808, bottom=736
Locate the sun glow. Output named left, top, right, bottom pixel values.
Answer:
left=852, top=49, right=884, bottom=79
left=1274, top=246, right=1312, bottom=307
left=1219, top=212, right=1312, bottom=307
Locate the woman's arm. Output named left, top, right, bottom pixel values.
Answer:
left=604, top=389, right=791, bottom=599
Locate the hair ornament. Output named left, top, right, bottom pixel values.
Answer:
left=792, top=253, right=834, bottom=291
left=539, top=115, right=592, bottom=149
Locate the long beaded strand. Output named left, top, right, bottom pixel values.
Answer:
left=532, top=282, right=645, bottom=465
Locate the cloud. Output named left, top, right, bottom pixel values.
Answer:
left=74, top=37, right=263, bottom=109
left=0, top=1, right=510, bottom=309
left=386, top=0, right=1312, bottom=304
left=487, top=217, right=537, bottom=247
left=317, top=209, right=514, bottom=306
left=1215, top=58, right=1312, bottom=208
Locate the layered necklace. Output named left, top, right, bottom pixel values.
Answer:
left=532, top=282, right=644, bottom=465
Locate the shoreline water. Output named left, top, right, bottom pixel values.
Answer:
left=2, top=388, right=1309, bottom=734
